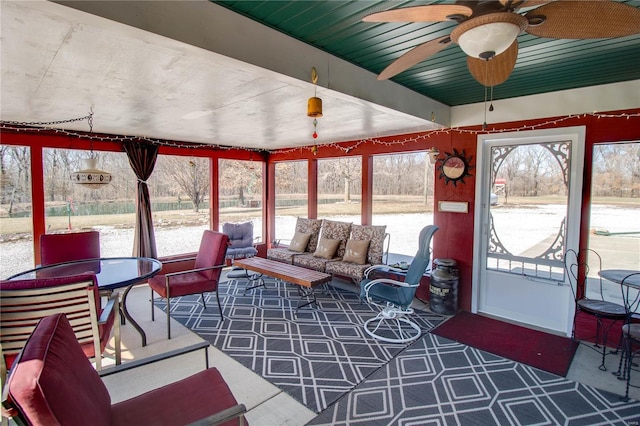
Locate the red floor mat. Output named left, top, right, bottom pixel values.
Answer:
left=432, top=310, right=579, bottom=377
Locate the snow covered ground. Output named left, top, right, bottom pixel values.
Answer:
left=1, top=205, right=637, bottom=279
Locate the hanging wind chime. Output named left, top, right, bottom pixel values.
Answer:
left=307, top=67, right=322, bottom=139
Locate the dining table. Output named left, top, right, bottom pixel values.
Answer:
left=8, top=257, right=162, bottom=347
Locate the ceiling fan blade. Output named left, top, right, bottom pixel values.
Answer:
left=467, top=41, right=518, bottom=87
left=500, top=0, right=552, bottom=10
left=363, top=5, right=472, bottom=23
left=525, top=1, right=640, bottom=39
left=378, top=36, right=452, bottom=80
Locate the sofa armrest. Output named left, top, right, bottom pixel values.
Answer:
left=99, top=341, right=211, bottom=377
left=363, top=278, right=418, bottom=294
left=186, top=404, right=248, bottom=426
left=98, top=292, right=118, bottom=325
left=161, top=255, right=197, bottom=264
left=364, top=264, right=391, bottom=278
left=164, top=264, right=225, bottom=279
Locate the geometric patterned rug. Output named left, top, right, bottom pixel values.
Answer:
left=309, top=332, right=640, bottom=425
left=154, top=277, right=444, bottom=413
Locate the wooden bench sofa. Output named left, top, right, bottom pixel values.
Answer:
left=267, top=217, right=388, bottom=284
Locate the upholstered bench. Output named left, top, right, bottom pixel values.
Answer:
left=291, top=219, right=352, bottom=272
left=325, top=224, right=388, bottom=283
left=267, top=217, right=322, bottom=264
left=267, top=217, right=388, bottom=284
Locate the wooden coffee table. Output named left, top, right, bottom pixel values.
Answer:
left=233, top=257, right=331, bottom=315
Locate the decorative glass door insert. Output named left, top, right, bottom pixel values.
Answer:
left=486, top=141, right=570, bottom=282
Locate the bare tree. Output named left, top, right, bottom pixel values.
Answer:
left=163, top=157, right=210, bottom=212
left=319, top=157, right=361, bottom=202
left=275, top=161, right=307, bottom=194
left=219, top=159, right=262, bottom=206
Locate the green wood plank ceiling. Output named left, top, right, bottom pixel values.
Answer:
left=215, top=0, right=640, bottom=106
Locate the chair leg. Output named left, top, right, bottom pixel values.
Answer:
left=167, top=296, right=172, bottom=339
left=597, top=317, right=621, bottom=371
left=201, top=293, right=207, bottom=309
left=623, top=339, right=633, bottom=402
left=115, top=300, right=121, bottom=365
left=364, top=305, right=421, bottom=344
left=165, top=279, right=172, bottom=339
left=216, top=291, right=224, bottom=324
left=150, top=288, right=155, bottom=321
left=614, top=337, right=626, bottom=378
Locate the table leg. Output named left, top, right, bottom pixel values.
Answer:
left=295, top=286, right=318, bottom=317
left=243, top=272, right=266, bottom=295
left=122, top=284, right=147, bottom=347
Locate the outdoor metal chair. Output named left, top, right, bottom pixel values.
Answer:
left=149, top=230, right=229, bottom=339
left=1, top=313, right=247, bottom=426
left=0, top=272, right=120, bottom=372
left=564, top=248, right=626, bottom=370
left=360, top=225, right=438, bottom=343
left=614, top=272, right=640, bottom=401
left=223, top=221, right=258, bottom=260
left=223, top=222, right=264, bottom=293
left=40, top=230, right=100, bottom=266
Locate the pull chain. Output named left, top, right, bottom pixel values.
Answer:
left=489, top=86, right=494, bottom=112
left=483, top=59, right=488, bottom=130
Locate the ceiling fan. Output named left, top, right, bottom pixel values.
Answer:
left=363, top=0, right=640, bottom=87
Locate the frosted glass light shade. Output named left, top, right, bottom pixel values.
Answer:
left=457, top=22, right=521, bottom=59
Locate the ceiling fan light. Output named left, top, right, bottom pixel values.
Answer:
left=451, top=13, right=527, bottom=59
left=457, top=22, right=520, bottom=58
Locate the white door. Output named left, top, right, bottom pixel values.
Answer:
left=472, top=127, right=585, bottom=335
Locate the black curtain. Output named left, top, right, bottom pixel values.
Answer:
left=123, top=142, right=159, bottom=258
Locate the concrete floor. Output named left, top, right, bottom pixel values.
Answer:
left=101, top=284, right=315, bottom=426
left=99, top=278, right=639, bottom=426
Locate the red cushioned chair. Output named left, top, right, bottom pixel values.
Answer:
left=1, top=314, right=247, bottom=426
left=149, top=230, right=229, bottom=339
left=39, top=230, right=101, bottom=266
left=0, top=273, right=120, bottom=372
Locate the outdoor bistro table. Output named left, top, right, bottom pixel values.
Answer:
left=8, top=257, right=162, bottom=347
left=598, top=269, right=640, bottom=289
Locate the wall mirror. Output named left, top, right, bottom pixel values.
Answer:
left=438, top=149, right=473, bottom=186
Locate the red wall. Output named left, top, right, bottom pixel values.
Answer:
left=3, top=109, right=639, bottom=317
left=431, top=111, right=640, bottom=311
left=270, top=109, right=640, bottom=312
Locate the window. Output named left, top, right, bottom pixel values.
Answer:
left=372, top=152, right=434, bottom=257
left=218, top=159, right=263, bottom=242
left=587, top=141, right=640, bottom=301
left=274, top=161, right=307, bottom=244
left=0, top=145, right=34, bottom=277
left=486, top=141, right=570, bottom=280
left=148, top=155, right=210, bottom=256
left=43, top=148, right=137, bottom=257
left=317, top=157, right=361, bottom=225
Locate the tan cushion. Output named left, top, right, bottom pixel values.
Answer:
left=313, top=237, right=341, bottom=259
left=288, top=231, right=312, bottom=252
left=295, top=217, right=323, bottom=252
left=342, top=239, right=370, bottom=265
left=350, top=224, right=387, bottom=264
left=319, top=220, right=352, bottom=258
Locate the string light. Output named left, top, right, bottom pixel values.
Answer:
left=0, top=118, right=266, bottom=152
left=2, top=111, right=638, bottom=155
left=275, top=111, right=640, bottom=155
